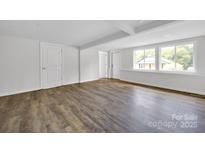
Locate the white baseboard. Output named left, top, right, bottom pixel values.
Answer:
left=0, top=79, right=98, bottom=97
left=80, top=78, right=99, bottom=83
left=120, top=78, right=205, bottom=96
left=0, top=87, right=41, bottom=97
left=63, top=81, right=79, bottom=86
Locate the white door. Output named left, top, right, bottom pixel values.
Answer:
left=99, top=52, right=108, bottom=78
left=112, top=52, right=121, bottom=79
left=41, top=43, right=62, bottom=89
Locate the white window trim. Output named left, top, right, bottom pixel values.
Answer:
left=122, top=69, right=200, bottom=76
left=133, top=40, right=197, bottom=75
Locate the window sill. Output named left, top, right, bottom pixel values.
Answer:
left=121, top=69, right=200, bottom=76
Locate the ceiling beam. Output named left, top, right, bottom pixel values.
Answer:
left=134, top=20, right=177, bottom=33
left=105, top=21, right=136, bottom=35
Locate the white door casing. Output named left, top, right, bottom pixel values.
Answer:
left=41, top=43, right=62, bottom=89
left=112, top=52, right=121, bottom=79
left=99, top=51, right=108, bottom=78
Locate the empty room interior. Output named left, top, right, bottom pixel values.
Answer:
left=0, top=20, right=205, bottom=133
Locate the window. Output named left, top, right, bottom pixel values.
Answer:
left=160, top=46, right=175, bottom=71
left=176, top=44, right=194, bottom=71
left=133, top=42, right=195, bottom=73
left=134, top=48, right=156, bottom=70
left=160, top=43, right=194, bottom=72
left=134, top=49, right=144, bottom=69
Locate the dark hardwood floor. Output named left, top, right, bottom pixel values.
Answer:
left=0, top=79, right=205, bottom=133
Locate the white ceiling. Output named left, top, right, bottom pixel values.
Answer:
left=94, top=20, right=205, bottom=50
left=0, top=20, right=119, bottom=47
left=0, top=20, right=205, bottom=50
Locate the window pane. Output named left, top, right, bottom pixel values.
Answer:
left=134, top=50, right=144, bottom=69
left=176, top=44, right=194, bottom=72
left=145, top=48, right=155, bottom=70
left=160, top=46, right=175, bottom=71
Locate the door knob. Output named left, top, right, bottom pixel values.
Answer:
left=42, top=67, right=46, bottom=70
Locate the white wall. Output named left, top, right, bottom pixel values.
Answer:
left=0, top=35, right=80, bottom=96
left=119, top=36, right=205, bottom=95
left=0, top=36, right=40, bottom=96
left=80, top=48, right=99, bottom=82
left=63, top=46, right=79, bottom=85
